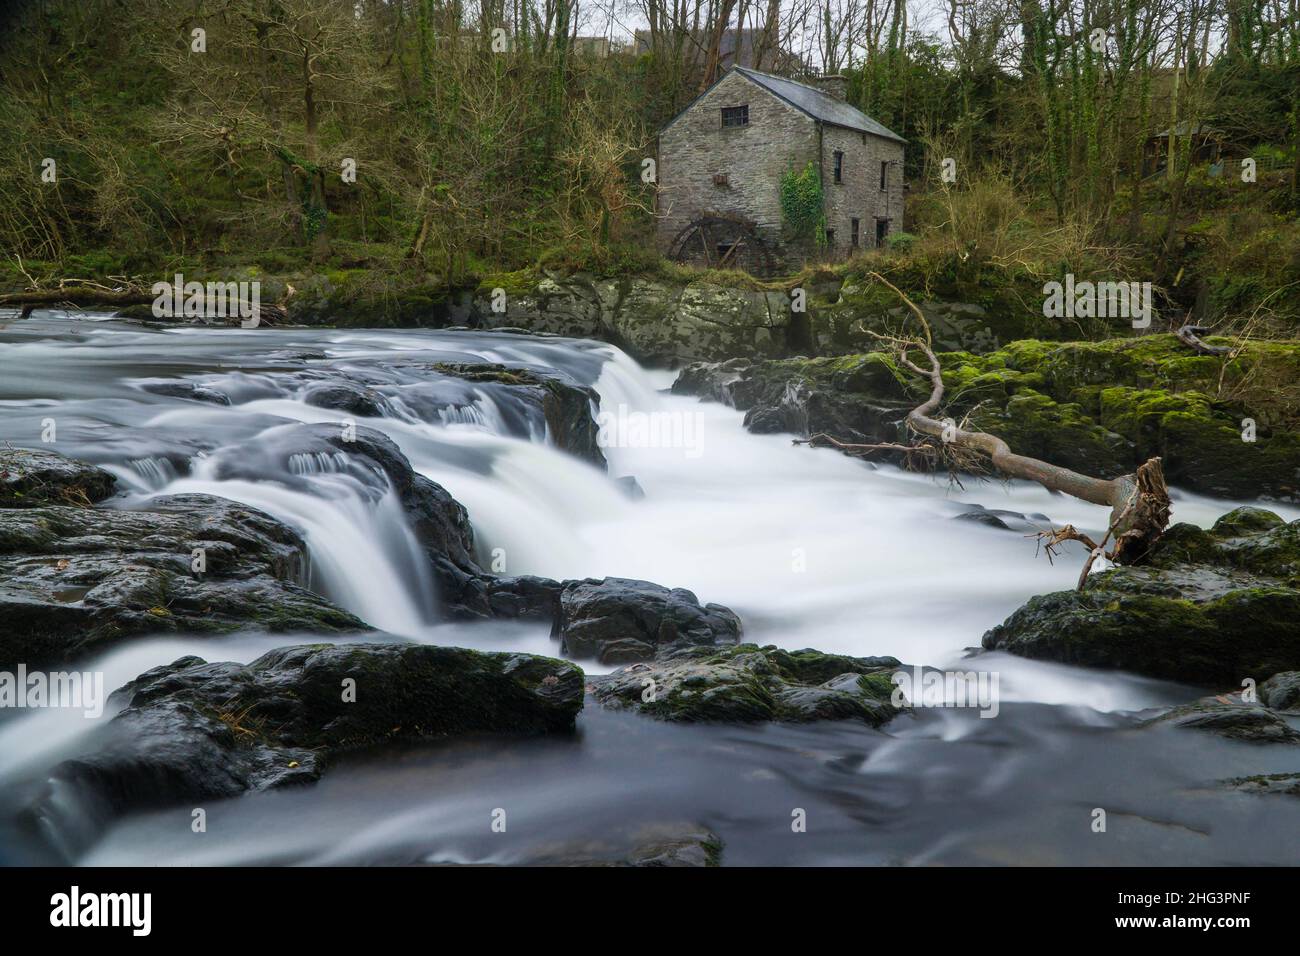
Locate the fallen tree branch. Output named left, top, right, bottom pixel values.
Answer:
left=1174, top=322, right=1233, bottom=356
left=0, top=286, right=155, bottom=317
left=799, top=277, right=1174, bottom=582
left=0, top=281, right=289, bottom=325
left=793, top=432, right=938, bottom=459
left=899, top=334, right=1170, bottom=567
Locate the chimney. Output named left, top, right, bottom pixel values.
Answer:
left=815, top=74, right=848, bottom=101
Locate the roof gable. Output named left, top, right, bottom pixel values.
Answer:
left=659, top=67, right=904, bottom=143
left=732, top=67, right=905, bottom=142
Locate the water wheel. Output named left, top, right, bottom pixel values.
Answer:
left=666, top=215, right=777, bottom=276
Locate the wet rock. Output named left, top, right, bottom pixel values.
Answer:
left=1142, top=696, right=1300, bottom=743
left=1261, top=671, right=1300, bottom=712
left=302, top=382, right=385, bottom=418
left=138, top=381, right=232, bottom=406
left=1221, top=773, right=1300, bottom=796
left=519, top=824, right=724, bottom=866
left=0, top=482, right=366, bottom=670
left=950, top=505, right=1049, bottom=533
left=553, top=577, right=742, bottom=665
left=0, top=447, right=117, bottom=508
left=983, top=507, right=1300, bottom=685
left=589, top=643, right=903, bottom=725
left=308, top=423, right=481, bottom=570
left=474, top=274, right=791, bottom=365
left=673, top=353, right=918, bottom=448
left=27, top=643, right=584, bottom=858
left=614, top=476, right=645, bottom=500
left=430, top=362, right=606, bottom=468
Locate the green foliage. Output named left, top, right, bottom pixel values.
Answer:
left=779, top=162, right=826, bottom=245
left=884, top=231, right=917, bottom=253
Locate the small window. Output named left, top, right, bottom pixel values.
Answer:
left=851, top=218, right=860, bottom=247
left=721, top=106, right=749, bottom=128
left=833, top=151, right=843, bottom=184
left=879, top=161, right=888, bottom=191
left=824, top=229, right=835, bottom=248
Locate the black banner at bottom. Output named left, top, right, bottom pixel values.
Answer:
left=0, top=866, right=1289, bottom=941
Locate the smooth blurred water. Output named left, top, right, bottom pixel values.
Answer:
left=1, top=311, right=1297, bottom=866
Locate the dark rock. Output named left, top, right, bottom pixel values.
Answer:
left=520, top=824, right=723, bottom=866
left=953, top=511, right=1012, bottom=531
left=589, top=643, right=903, bottom=725
left=27, top=643, right=584, bottom=858
left=1221, top=773, right=1300, bottom=796
left=485, top=574, right=563, bottom=621
left=1260, top=671, right=1300, bottom=712
left=614, top=476, right=645, bottom=500
left=0, top=490, right=366, bottom=670
left=138, top=381, right=232, bottom=406
left=672, top=354, right=916, bottom=448
left=552, top=577, right=742, bottom=665
left=1142, top=696, right=1300, bottom=743
left=983, top=507, right=1300, bottom=685
left=0, top=447, right=117, bottom=508
left=430, top=362, right=606, bottom=468
left=303, top=382, right=385, bottom=418
left=950, top=505, right=1048, bottom=533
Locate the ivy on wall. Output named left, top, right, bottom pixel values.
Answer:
left=779, top=161, right=826, bottom=247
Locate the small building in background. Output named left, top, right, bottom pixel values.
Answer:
left=1144, top=122, right=1224, bottom=175
left=655, top=67, right=905, bottom=274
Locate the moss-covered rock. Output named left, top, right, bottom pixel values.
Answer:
left=982, top=507, right=1300, bottom=685
left=674, top=334, right=1300, bottom=500
left=589, top=643, right=904, bottom=726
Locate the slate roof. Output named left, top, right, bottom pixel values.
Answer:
left=731, top=67, right=905, bottom=143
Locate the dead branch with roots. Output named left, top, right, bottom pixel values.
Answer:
left=799, top=272, right=1173, bottom=588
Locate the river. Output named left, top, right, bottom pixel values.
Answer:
left=2, top=312, right=1298, bottom=865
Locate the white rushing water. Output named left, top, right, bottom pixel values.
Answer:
left=2, top=313, right=1298, bottom=866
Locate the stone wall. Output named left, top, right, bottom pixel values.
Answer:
left=656, top=71, right=818, bottom=263
left=656, top=71, right=905, bottom=267
left=820, top=125, right=905, bottom=256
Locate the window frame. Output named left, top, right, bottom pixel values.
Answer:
left=833, top=151, right=844, bottom=184
left=721, top=105, right=749, bottom=129
left=879, top=160, right=888, bottom=191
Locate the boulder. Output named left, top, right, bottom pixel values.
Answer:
left=1141, top=696, right=1300, bottom=743
left=26, top=643, right=584, bottom=858
left=429, top=362, right=606, bottom=468
left=552, top=577, right=742, bottom=665
left=0, top=481, right=366, bottom=670
left=0, top=447, right=117, bottom=508
left=983, top=507, right=1300, bottom=685
left=302, top=381, right=386, bottom=418
left=589, top=643, right=903, bottom=725
left=1260, top=671, right=1300, bottom=712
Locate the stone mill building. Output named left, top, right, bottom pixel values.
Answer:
left=654, top=66, right=906, bottom=274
